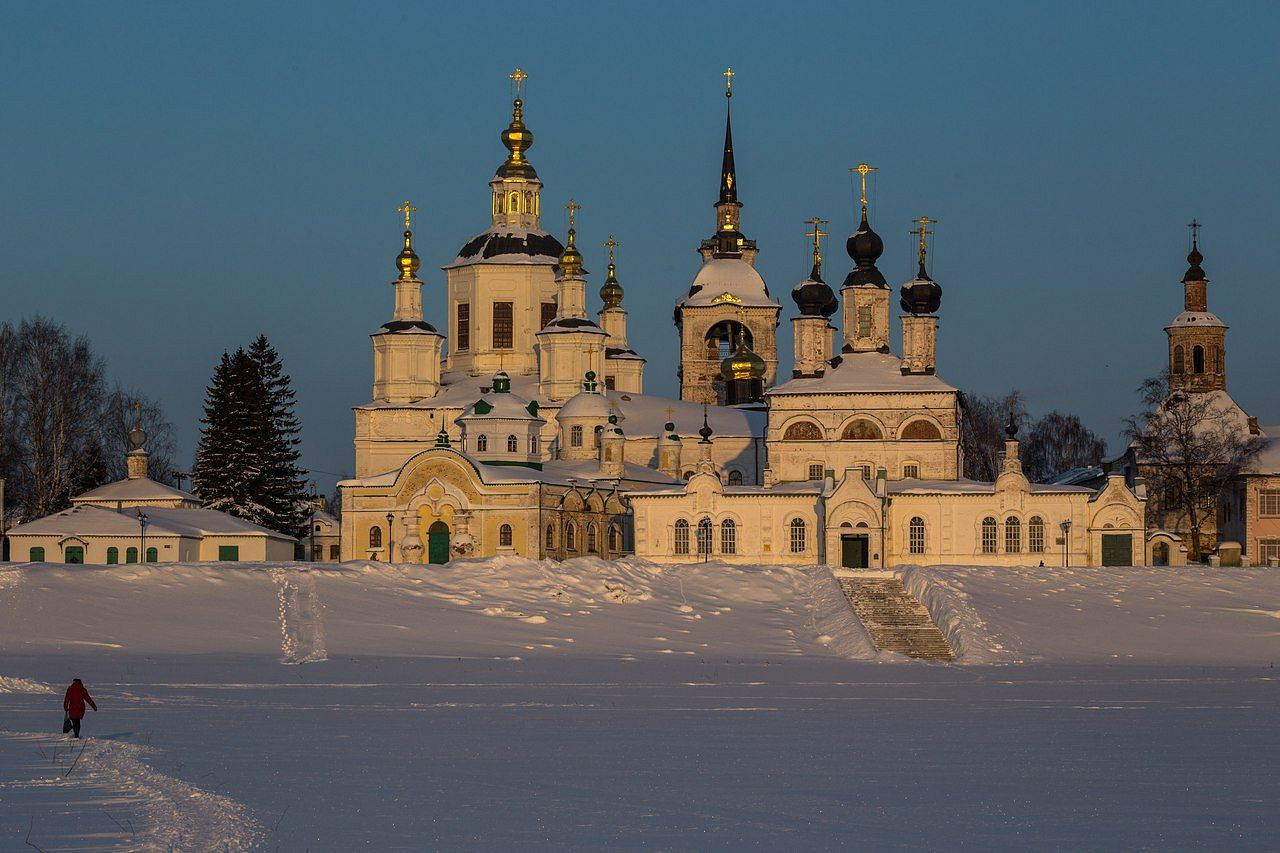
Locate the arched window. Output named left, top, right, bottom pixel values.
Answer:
left=477, top=434, right=488, bottom=452
left=841, top=419, right=883, bottom=440
left=530, top=435, right=539, bottom=454
left=909, top=517, right=926, bottom=554
left=783, top=421, right=822, bottom=441
left=587, top=523, right=598, bottom=553
left=981, top=517, right=997, bottom=554
left=499, top=524, right=513, bottom=547
left=1172, top=345, right=1185, bottom=374
left=565, top=522, right=577, bottom=551
left=145, top=547, right=158, bottom=562
left=674, top=519, right=690, bottom=555
left=789, top=518, right=806, bottom=553
left=369, top=525, right=383, bottom=548
left=126, top=547, right=138, bottom=564
left=682, top=471, right=693, bottom=481
left=903, top=463, right=920, bottom=479
left=593, top=425, right=603, bottom=448
left=507, top=434, right=518, bottom=453
left=727, top=470, right=743, bottom=485
left=697, top=518, right=712, bottom=556
left=105, top=547, right=119, bottom=565
left=570, top=425, right=583, bottom=447
left=509, top=191, right=520, bottom=212
left=900, top=420, right=943, bottom=440
left=1005, top=516, right=1022, bottom=553
left=545, top=523, right=555, bottom=550
left=29, top=546, right=45, bottom=562
left=1029, top=517, right=1046, bottom=553
left=720, top=519, right=737, bottom=555
left=608, top=523, right=622, bottom=552
left=1192, top=345, right=1205, bottom=374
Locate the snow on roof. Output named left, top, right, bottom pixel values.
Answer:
left=1242, top=425, right=1280, bottom=475
left=339, top=451, right=680, bottom=489
left=769, top=350, right=957, bottom=396
left=558, top=389, right=612, bottom=420
left=7, top=505, right=294, bottom=540
left=442, top=227, right=563, bottom=270
left=72, top=477, right=198, bottom=506
left=676, top=257, right=780, bottom=309
left=887, top=478, right=1094, bottom=495
left=456, top=387, right=543, bottom=423
left=1166, top=310, right=1227, bottom=329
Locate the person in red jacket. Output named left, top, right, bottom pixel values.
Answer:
left=63, top=678, right=97, bottom=738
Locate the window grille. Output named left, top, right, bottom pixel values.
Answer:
left=674, top=519, right=689, bottom=554
left=492, top=302, right=514, bottom=348
left=1259, top=490, right=1280, bottom=517
left=909, top=517, right=926, bottom=554
left=477, top=434, right=488, bottom=452
left=903, top=464, right=919, bottom=479
left=1005, top=516, right=1022, bottom=553
left=507, top=434, right=518, bottom=452
left=456, top=303, right=470, bottom=351
left=789, top=518, right=806, bottom=553
left=697, top=518, right=712, bottom=556
left=541, top=302, right=556, bottom=328
left=369, top=526, right=382, bottom=548
left=571, top=426, right=583, bottom=447
left=1029, top=517, right=1046, bottom=553
left=981, top=517, right=997, bottom=554
left=720, top=519, right=736, bottom=555
left=808, top=463, right=825, bottom=481
left=727, top=470, right=743, bottom=485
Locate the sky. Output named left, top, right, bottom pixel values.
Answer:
left=2, top=2, right=1278, bottom=494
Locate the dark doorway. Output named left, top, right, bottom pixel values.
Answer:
left=428, top=521, right=450, bottom=565
left=841, top=535, right=869, bottom=569
left=1101, top=533, right=1133, bottom=567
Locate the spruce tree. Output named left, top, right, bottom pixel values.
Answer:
left=192, top=350, right=256, bottom=518
left=247, top=335, right=309, bottom=537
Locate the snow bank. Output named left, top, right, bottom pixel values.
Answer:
left=902, top=564, right=1280, bottom=665
left=0, top=558, right=877, bottom=662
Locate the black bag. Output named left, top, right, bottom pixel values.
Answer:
left=62, top=717, right=72, bottom=734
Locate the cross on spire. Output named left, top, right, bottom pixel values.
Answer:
left=723, top=66, right=734, bottom=98
left=509, top=67, right=528, bottom=98
left=565, top=197, right=580, bottom=229
left=1188, top=217, right=1201, bottom=246
left=850, top=163, right=877, bottom=214
left=805, top=216, right=828, bottom=272
left=397, top=199, right=417, bottom=230
left=911, top=215, right=936, bottom=269
left=604, top=234, right=619, bottom=264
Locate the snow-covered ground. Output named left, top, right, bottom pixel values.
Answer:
left=1, top=559, right=1277, bottom=849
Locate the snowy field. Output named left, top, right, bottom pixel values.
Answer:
left=1, top=559, right=1278, bottom=849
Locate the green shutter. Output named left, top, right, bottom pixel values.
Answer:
left=30, top=546, right=45, bottom=562
left=106, top=547, right=119, bottom=565
left=217, top=545, right=239, bottom=562
left=126, top=547, right=138, bottom=563
left=145, top=547, right=158, bottom=562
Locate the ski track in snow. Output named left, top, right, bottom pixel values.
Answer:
left=1, top=730, right=263, bottom=851
left=271, top=567, right=328, bottom=664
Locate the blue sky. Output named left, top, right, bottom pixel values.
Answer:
left=3, top=2, right=1277, bottom=492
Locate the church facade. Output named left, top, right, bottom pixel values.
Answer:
left=338, top=69, right=1145, bottom=568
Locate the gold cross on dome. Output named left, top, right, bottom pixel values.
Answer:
left=509, top=67, right=528, bottom=98
left=604, top=234, right=619, bottom=264
left=850, top=163, right=877, bottom=211
left=911, top=215, right=936, bottom=267
left=723, top=66, right=734, bottom=97
left=565, top=197, right=580, bottom=229
left=805, top=216, right=829, bottom=270
left=397, top=199, right=417, bottom=230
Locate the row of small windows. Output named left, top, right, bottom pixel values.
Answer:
left=979, top=516, right=1046, bottom=554
left=473, top=434, right=538, bottom=454
left=569, top=425, right=606, bottom=449
left=672, top=518, right=808, bottom=555
left=545, top=521, right=623, bottom=553
left=806, top=463, right=918, bottom=481
left=1172, top=343, right=1223, bottom=376
left=783, top=419, right=943, bottom=442
left=27, top=545, right=236, bottom=563
left=493, top=189, right=540, bottom=216
left=454, top=301, right=560, bottom=353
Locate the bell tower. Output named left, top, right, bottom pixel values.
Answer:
left=1166, top=220, right=1227, bottom=393
left=839, top=164, right=891, bottom=354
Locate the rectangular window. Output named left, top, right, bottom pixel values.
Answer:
left=217, top=545, right=240, bottom=562
left=1259, top=539, right=1280, bottom=564
left=1259, top=490, right=1280, bottom=517
left=604, top=375, right=616, bottom=390
left=492, top=302, right=513, bottom=349
left=859, top=465, right=872, bottom=480
left=857, top=305, right=872, bottom=337
left=808, top=463, right=824, bottom=481
left=541, top=301, right=557, bottom=328
left=456, top=303, right=470, bottom=351
left=903, top=464, right=919, bottom=479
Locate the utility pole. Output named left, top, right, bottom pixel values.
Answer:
left=137, top=508, right=149, bottom=563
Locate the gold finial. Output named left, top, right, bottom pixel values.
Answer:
left=565, top=197, right=581, bottom=229
left=558, top=197, right=584, bottom=277
left=805, top=216, right=829, bottom=274
left=397, top=199, right=417, bottom=230
left=604, top=234, right=619, bottom=265
left=723, top=67, right=735, bottom=98
left=509, top=66, right=528, bottom=99
left=850, top=163, right=877, bottom=215
left=911, top=215, right=936, bottom=269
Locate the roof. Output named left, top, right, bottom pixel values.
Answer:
left=1166, top=310, right=1227, bottom=330
left=558, top=390, right=612, bottom=420
left=72, top=477, right=198, bottom=506
left=443, top=227, right=564, bottom=269
left=769, top=350, right=957, bottom=396
left=676, top=257, right=780, bottom=309
left=1242, top=425, right=1280, bottom=475
left=7, top=504, right=294, bottom=540
left=456, top=387, right=543, bottom=423
left=887, top=478, right=1095, bottom=496
left=375, top=319, right=440, bottom=335
left=537, top=316, right=607, bottom=335
left=339, top=452, right=680, bottom=489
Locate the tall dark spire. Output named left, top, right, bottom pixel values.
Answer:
left=706, top=67, right=751, bottom=259
left=719, top=97, right=737, bottom=205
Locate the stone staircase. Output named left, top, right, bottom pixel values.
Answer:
left=836, top=573, right=955, bottom=661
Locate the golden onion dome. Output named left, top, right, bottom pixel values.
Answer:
left=721, top=330, right=766, bottom=381
left=599, top=261, right=624, bottom=308
left=558, top=226, right=583, bottom=277
left=396, top=229, right=421, bottom=280
left=497, top=99, right=537, bottom=179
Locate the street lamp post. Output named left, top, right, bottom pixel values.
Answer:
left=136, top=508, right=149, bottom=563
left=386, top=512, right=395, bottom=563
left=1060, top=519, right=1072, bottom=568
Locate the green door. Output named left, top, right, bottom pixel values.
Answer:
left=427, top=521, right=450, bottom=565
left=1101, top=534, right=1132, bottom=566
left=841, top=535, right=869, bottom=569
left=65, top=546, right=84, bottom=564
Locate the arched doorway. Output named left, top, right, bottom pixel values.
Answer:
left=1152, top=541, right=1169, bottom=567
left=427, top=521, right=450, bottom=565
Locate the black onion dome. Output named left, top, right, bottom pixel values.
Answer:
left=841, top=210, right=888, bottom=288
left=899, top=264, right=943, bottom=314
left=457, top=230, right=564, bottom=262
left=1182, top=242, right=1207, bottom=283
left=791, top=266, right=838, bottom=317
left=380, top=319, right=439, bottom=333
